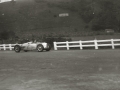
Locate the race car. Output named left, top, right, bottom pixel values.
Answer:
left=14, top=41, right=51, bottom=53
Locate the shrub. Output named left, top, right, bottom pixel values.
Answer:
left=43, top=36, right=72, bottom=48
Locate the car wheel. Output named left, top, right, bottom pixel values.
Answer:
left=46, top=44, right=51, bottom=51
left=37, top=44, right=44, bottom=52
left=14, top=45, right=21, bottom=53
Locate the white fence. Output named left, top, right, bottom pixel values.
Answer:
left=0, top=0, right=13, bottom=3
left=1, top=39, right=120, bottom=51
left=53, top=39, right=120, bottom=50
left=0, top=44, right=20, bottom=50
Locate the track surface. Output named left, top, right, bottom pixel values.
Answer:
left=0, top=50, right=120, bottom=90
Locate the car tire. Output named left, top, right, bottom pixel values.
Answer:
left=14, top=45, right=21, bottom=53
left=37, top=44, right=44, bottom=52
left=46, top=44, right=51, bottom=51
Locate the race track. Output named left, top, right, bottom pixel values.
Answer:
left=0, top=50, right=120, bottom=90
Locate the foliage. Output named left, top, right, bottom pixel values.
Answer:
left=0, top=31, right=18, bottom=44
left=42, top=36, right=72, bottom=47
left=0, top=31, right=9, bottom=40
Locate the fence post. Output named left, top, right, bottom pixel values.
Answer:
left=66, top=41, right=69, bottom=50
left=3, top=44, right=6, bottom=50
left=79, top=40, right=83, bottom=50
left=53, top=42, right=57, bottom=50
left=94, top=39, right=98, bottom=49
left=9, top=44, right=12, bottom=50
left=111, top=39, right=115, bottom=49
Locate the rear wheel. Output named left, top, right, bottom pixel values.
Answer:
left=14, top=45, right=21, bottom=53
left=37, top=44, right=44, bottom=52
left=46, top=44, right=51, bottom=51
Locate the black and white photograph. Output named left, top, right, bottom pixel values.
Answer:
left=0, top=0, right=120, bottom=90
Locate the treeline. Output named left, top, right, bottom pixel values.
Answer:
left=0, top=30, right=72, bottom=48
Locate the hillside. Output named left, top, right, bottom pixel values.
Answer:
left=0, top=0, right=120, bottom=39
left=0, top=0, right=85, bottom=38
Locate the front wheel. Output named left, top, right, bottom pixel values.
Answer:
left=14, top=45, right=21, bottom=53
left=36, top=44, right=44, bottom=52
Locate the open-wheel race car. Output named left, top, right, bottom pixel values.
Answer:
left=14, top=41, right=51, bottom=53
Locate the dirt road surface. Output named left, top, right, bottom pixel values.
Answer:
left=0, top=50, right=120, bottom=90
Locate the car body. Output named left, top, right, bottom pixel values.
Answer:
left=14, top=41, right=51, bottom=53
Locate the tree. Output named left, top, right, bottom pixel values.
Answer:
left=0, top=31, right=9, bottom=43
left=0, top=30, right=17, bottom=44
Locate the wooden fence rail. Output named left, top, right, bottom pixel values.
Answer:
left=53, top=39, right=120, bottom=50
left=0, top=44, right=20, bottom=50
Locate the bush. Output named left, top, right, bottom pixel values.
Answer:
left=43, top=36, right=72, bottom=48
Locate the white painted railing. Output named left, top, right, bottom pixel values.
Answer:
left=53, top=39, right=120, bottom=50
left=0, top=44, right=21, bottom=50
